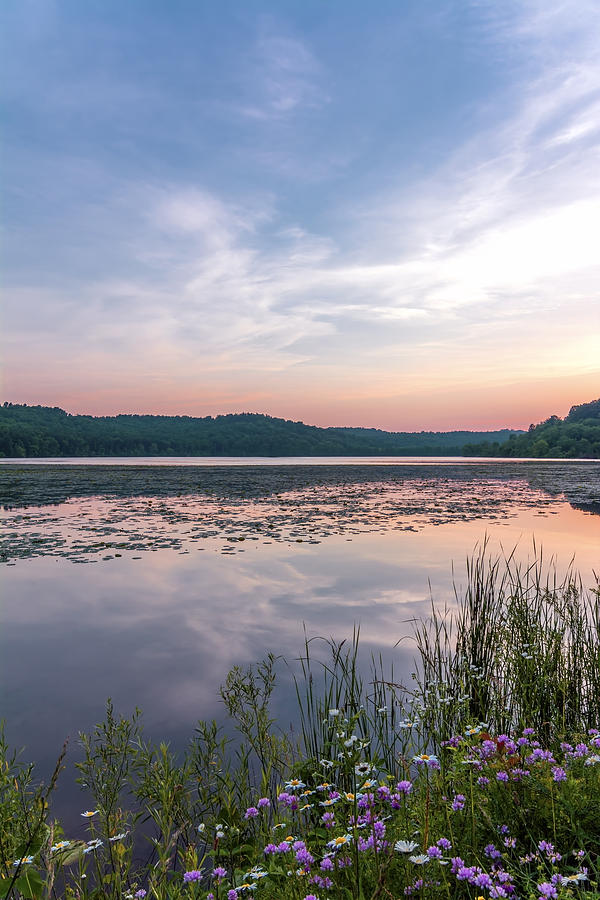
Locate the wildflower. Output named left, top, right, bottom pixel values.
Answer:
left=344, top=735, right=358, bottom=747
left=263, top=843, right=278, bottom=855
left=484, top=844, right=502, bottom=860
left=395, top=840, right=419, bottom=853
left=285, top=778, right=306, bottom=790
left=437, top=838, right=452, bottom=850
left=244, top=806, right=259, bottom=819
left=413, top=753, right=440, bottom=768
left=134, top=892, right=147, bottom=899
left=80, top=810, right=99, bottom=818
left=585, top=754, right=600, bottom=765
left=212, top=867, right=227, bottom=879
left=247, top=869, right=268, bottom=881
left=537, top=883, right=557, bottom=899
left=360, top=778, right=377, bottom=789
left=451, top=794, right=466, bottom=811
left=12, top=856, right=34, bottom=866
left=198, top=823, right=206, bottom=832
left=227, top=892, right=237, bottom=900
left=560, top=874, right=588, bottom=885
left=427, top=846, right=442, bottom=859
left=109, top=832, right=128, bottom=842
left=320, top=858, right=334, bottom=871
left=329, top=708, right=340, bottom=717
left=51, top=841, right=71, bottom=851
left=257, top=797, right=270, bottom=807
left=327, top=834, right=352, bottom=849
left=354, top=762, right=372, bottom=776
left=83, top=839, right=103, bottom=854
left=184, top=871, right=203, bottom=883
left=409, top=854, right=430, bottom=865
left=477, top=776, right=490, bottom=786
left=319, top=797, right=338, bottom=807
left=496, top=771, right=509, bottom=782
left=319, top=758, right=334, bottom=768
left=296, top=847, right=314, bottom=867
left=396, top=780, right=412, bottom=794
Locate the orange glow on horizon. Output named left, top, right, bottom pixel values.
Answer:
left=4, top=369, right=599, bottom=433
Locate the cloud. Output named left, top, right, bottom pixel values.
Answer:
left=236, top=29, right=328, bottom=121
left=3, top=0, right=599, bottom=417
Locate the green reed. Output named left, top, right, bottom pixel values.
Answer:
left=412, top=542, right=600, bottom=744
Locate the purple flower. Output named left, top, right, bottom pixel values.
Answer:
left=296, top=848, right=314, bottom=867
left=496, top=771, right=509, bottom=782
left=244, top=807, right=259, bottom=819
left=522, top=728, right=535, bottom=736
left=485, top=844, right=502, bottom=860
left=451, top=794, right=466, bottom=811
left=311, top=874, right=333, bottom=889
left=257, top=797, right=270, bottom=808
left=437, top=838, right=452, bottom=850
left=183, top=870, right=203, bottom=883
left=212, top=867, right=227, bottom=879
left=456, top=865, right=477, bottom=881
left=134, top=892, right=147, bottom=899
left=320, top=857, right=334, bottom=871
left=427, top=846, right=442, bottom=859
left=263, top=843, right=278, bottom=855
left=396, top=780, right=412, bottom=795
left=228, top=891, right=238, bottom=900
left=551, top=766, right=567, bottom=782
left=538, top=882, right=558, bottom=899
left=477, top=776, right=490, bottom=786
left=303, top=895, right=319, bottom=900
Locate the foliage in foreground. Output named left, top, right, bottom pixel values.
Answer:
left=1, top=549, right=600, bottom=900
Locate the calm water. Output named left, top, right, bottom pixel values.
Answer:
left=1, top=458, right=599, bottom=826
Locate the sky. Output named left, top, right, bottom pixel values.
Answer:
left=2, top=0, right=599, bottom=431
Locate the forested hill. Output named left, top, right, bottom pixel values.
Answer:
left=0, top=403, right=520, bottom=458
left=464, top=398, right=600, bottom=458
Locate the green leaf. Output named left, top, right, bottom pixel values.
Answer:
left=14, top=869, right=44, bottom=900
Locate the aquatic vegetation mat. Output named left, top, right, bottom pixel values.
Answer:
left=2, top=462, right=599, bottom=563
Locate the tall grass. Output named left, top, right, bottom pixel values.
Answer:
left=413, top=543, right=600, bottom=745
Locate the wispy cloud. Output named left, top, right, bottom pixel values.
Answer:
left=236, top=29, right=328, bottom=121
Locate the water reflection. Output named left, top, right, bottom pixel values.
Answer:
left=2, top=499, right=599, bottom=830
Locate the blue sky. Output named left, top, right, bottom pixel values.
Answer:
left=2, top=0, right=599, bottom=429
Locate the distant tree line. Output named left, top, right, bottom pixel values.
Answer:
left=0, top=403, right=520, bottom=458
left=464, top=398, right=600, bottom=458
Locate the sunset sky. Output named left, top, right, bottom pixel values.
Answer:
left=2, top=0, right=599, bottom=431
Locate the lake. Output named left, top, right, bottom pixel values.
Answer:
left=1, top=457, right=599, bottom=827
